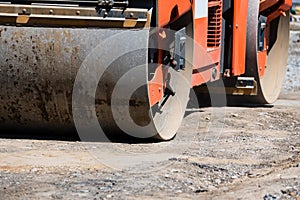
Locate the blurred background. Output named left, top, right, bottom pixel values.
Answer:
left=281, top=0, right=300, bottom=96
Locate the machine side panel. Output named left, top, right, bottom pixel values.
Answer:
left=231, top=0, right=249, bottom=76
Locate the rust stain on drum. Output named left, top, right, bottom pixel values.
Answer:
left=0, top=26, right=149, bottom=136
left=0, top=26, right=151, bottom=139
left=0, top=26, right=122, bottom=129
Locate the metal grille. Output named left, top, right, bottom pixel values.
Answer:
left=207, top=0, right=222, bottom=48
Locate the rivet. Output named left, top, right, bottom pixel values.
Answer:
left=212, top=68, right=217, bottom=80
left=103, top=11, right=108, bottom=17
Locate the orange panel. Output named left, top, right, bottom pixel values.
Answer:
left=266, top=0, right=292, bottom=22
left=148, top=0, right=192, bottom=106
left=257, top=51, right=267, bottom=77
left=193, top=17, right=209, bottom=67
left=192, top=70, right=211, bottom=86
left=260, top=0, right=279, bottom=12
left=157, top=0, right=191, bottom=27
left=232, top=0, right=249, bottom=76
left=192, top=1, right=222, bottom=87
left=148, top=64, right=164, bottom=106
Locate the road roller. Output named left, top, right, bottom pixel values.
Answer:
left=0, top=0, right=292, bottom=140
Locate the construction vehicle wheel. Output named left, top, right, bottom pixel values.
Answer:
left=78, top=21, right=194, bottom=141
left=0, top=14, right=193, bottom=141
left=241, top=2, right=290, bottom=104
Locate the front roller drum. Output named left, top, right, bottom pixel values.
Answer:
left=0, top=22, right=193, bottom=141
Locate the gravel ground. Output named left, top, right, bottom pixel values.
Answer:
left=0, top=31, right=299, bottom=199
left=0, top=101, right=299, bottom=200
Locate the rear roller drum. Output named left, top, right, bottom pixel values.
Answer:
left=241, top=1, right=290, bottom=104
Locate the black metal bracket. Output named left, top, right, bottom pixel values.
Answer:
left=98, top=0, right=128, bottom=9
left=97, top=0, right=129, bottom=18
left=258, top=15, right=267, bottom=51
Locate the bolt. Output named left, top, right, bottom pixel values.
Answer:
left=170, top=59, right=177, bottom=68
left=76, top=10, right=80, bottom=15
left=212, top=68, right=217, bottom=80
left=22, top=9, right=27, bottom=14
left=280, top=10, right=286, bottom=17
left=49, top=9, right=54, bottom=14
left=129, top=12, right=134, bottom=18
left=224, top=69, right=231, bottom=77
left=159, top=30, right=167, bottom=39
left=236, top=24, right=238, bottom=29
left=103, top=11, right=108, bottom=18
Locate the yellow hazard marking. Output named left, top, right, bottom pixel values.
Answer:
left=123, top=19, right=137, bottom=28
left=16, top=15, right=30, bottom=24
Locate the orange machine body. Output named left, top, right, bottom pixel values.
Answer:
left=148, top=0, right=291, bottom=106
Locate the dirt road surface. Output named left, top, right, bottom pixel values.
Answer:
left=0, top=32, right=299, bottom=199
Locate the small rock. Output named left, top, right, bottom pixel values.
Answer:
left=256, top=123, right=264, bottom=126
left=114, top=173, right=121, bottom=177
left=31, top=168, right=38, bottom=173
left=258, top=112, right=268, bottom=116
left=164, top=174, right=170, bottom=178
left=231, top=175, right=238, bottom=179
left=215, top=178, right=221, bottom=184
left=231, top=113, right=239, bottom=118
left=79, top=189, right=89, bottom=193
left=208, top=185, right=216, bottom=190
left=263, top=194, right=279, bottom=200
left=290, top=146, right=295, bottom=151
left=205, top=117, right=210, bottom=121
left=51, top=193, right=63, bottom=199
left=281, top=187, right=297, bottom=197
left=194, top=189, right=208, bottom=193
left=100, top=186, right=111, bottom=191
left=186, top=180, right=193, bottom=185
left=158, top=183, right=166, bottom=189
left=188, top=186, right=195, bottom=191
left=171, top=169, right=179, bottom=173
left=169, top=157, right=179, bottom=161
